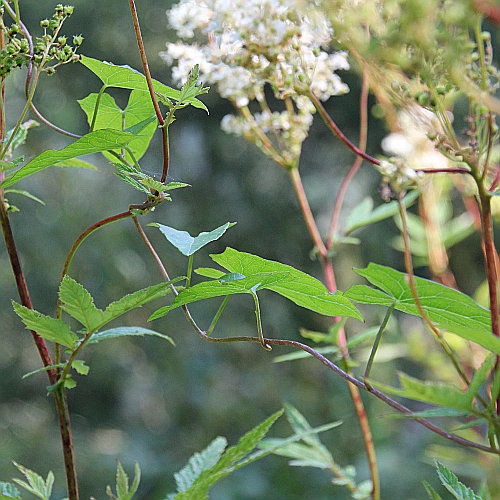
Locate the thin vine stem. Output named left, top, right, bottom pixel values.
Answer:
left=398, top=196, right=472, bottom=388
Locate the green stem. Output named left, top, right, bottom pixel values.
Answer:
left=251, top=291, right=271, bottom=350
left=57, top=211, right=134, bottom=318
left=207, top=296, right=230, bottom=336
left=364, top=302, right=395, bottom=382
left=398, top=196, right=472, bottom=387
left=185, top=254, right=194, bottom=288
left=89, top=85, right=107, bottom=132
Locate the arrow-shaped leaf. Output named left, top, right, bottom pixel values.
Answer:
left=150, top=222, right=236, bottom=256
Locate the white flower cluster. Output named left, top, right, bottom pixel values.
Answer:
left=162, top=0, right=349, bottom=167
left=381, top=105, right=450, bottom=171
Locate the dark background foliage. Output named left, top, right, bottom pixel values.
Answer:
left=0, top=1, right=490, bottom=499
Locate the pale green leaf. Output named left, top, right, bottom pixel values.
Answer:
left=272, top=346, right=339, bottom=363
left=385, top=408, right=469, bottom=419
left=436, top=462, right=483, bottom=500
left=150, top=222, right=237, bottom=256
left=211, top=248, right=363, bottom=320
left=370, top=372, right=473, bottom=411
left=79, top=55, right=207, bottom=111
left=345, top=263, right=498, bottom=354
left=345, top=190, right=419, bottom=234
left=12, top=463, right=53, bottom=500
left=173, top=437, right=227, bottom=493
left=12, top=302, right=78, bottom=348
left=86, top=327, right=175, bottom=346
left=0, top=482, right=22, bottom=500
left=116, top=461, right=129, bottom=499
left=4, top=120, right=39, bottom=155
left=1, top=130, right=139, bottom=188
left=3, top=190, right=45, bottom=205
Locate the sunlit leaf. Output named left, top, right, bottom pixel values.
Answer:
left=1, top=129, right=140, bottom=188
left=12, top=463, right=53, bottom=500
left=0, top=481, right=22, bottom=500
left=211, top=248, right=363, bottom=320
left=3, top=190, right=45, bottom=205
left=345, top=263, right=498, bottom=353
left=80, top=55, right=207, bottom=111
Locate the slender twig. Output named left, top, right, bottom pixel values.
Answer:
left=327, top=66, right=369, bottom=250
left=398, top=196, right=472, bottom=388
left=128, top=0, right=170, bottom=182
left=309, top=91, right=380, bottom=166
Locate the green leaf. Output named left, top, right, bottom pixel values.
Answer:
left=150, top=222, right=236, bottom=256
left=345, top=263, right=498, bottom=354
left=211, top=248, right=363, bottom=320
left=149, top=273, right=290, bottom=320
left=370, top=372, right=473, bottom=411
left=3, top=190, right=45, bottom=205
left=4, top=120, right=39, bottom=155
left=12, top=463, right=53, bottom=500
left=466, top=353, right=495, bottom=402
left=106, top=461, right=140, bottom=500
left=101, top=280, right=181, bottom=327
left=284, top=403, right=329, bottom=449
left=0, top=482, right=22, bottom=500
left=173, top=437, right=227, bottom=494
left=71, top=360, right=89, bottom=375
left=79, top=55, right=207, bottom=111
left=79, top=90, right=156, bottom=163
left=194, top=268, right=226, bottom=279
left=59, top=275, right=104, bottom=332
left=12, top=302, right=78, bottom=348
left=272, top=346, right=339, bottom=363
left=171, top=410, right=283, bottom=499
left=423, top=480, right=444, bottom=500
left=177, top=65, right=209, bottom=104
left=385, top=408, right=469, bottom=419
left=55, top=158, right=98, bottom=170
left=344, top=190, right=419, bottom=234
left=86, top=327, right=175, bottom=346
left=1, top=129, right=140, bottom=188
left=436, top=462, right=483, bottom=500
left=60, top=276, right=180, bottom=333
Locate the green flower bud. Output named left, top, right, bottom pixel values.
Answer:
left=63, top=5, right=74, bottom=16
left=46, top=67, right=56, bottom=75
left=40, top=19, right=50, bottom=28
left=73, top=35, right=83, bottom=46
left=58, top=36, right=67, bottom=46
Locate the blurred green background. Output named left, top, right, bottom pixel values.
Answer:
left=0, top=1, right=494, bottom=499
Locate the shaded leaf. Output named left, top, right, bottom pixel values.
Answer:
left=3, top=190, right=45, bottom=205
left=0, top=482, right=22, bottom=500
left=12, top=302, right=78, bottom=348
left=150, top=222, right=236, bottom=256
left=86, top=327, right=174, bottom=346
left=1, top=129, right=139, bottom=188
left=370, top=372, right=473, bottom=411
left=423, top=480, right=444, bottom=500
